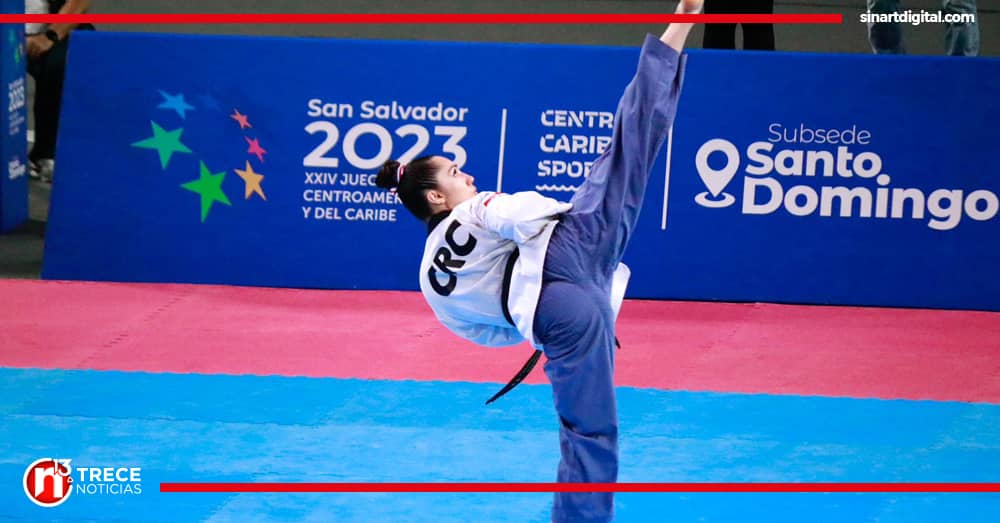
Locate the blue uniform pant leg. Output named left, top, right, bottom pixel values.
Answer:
left=536, top=34, right=686, bottom=523
left=534, top=280, right=618, bottom=523
left=553, top=34, right=685, bottom=280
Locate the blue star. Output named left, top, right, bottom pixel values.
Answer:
left=198, top=94, right=222, bottom=112
left=157, top=90, right=196, bottom=120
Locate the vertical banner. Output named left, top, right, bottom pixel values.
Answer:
left=0, top=0, right=28, bottom=232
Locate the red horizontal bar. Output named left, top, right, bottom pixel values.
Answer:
left=160, top=483, right=1000, bottom=493
left=0, top=13, right=843, bottom=25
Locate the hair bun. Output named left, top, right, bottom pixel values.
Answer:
left=375, top=160, right=402, bottom=190
left=375, top=160, right=399, bottom=189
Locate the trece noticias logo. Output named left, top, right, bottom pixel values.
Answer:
left=23, top=458, right=143, bottom=508
left=23, top=459, right=73, bottom=508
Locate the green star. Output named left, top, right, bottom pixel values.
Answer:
left=131, top=121, right=192, bottom=169
left=181, top=162, right=231, bottom=222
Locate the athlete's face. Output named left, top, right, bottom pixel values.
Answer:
left=427, top=156, right=477, bottom=210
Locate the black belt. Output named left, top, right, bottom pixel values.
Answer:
left=485, top=248, right=620, bottom=405
left=485, top=349, right=543, bottom=405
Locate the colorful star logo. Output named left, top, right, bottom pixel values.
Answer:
left=7, top=29, right=23, bottom=66
left=131, top=92, right=271, bottom=223
left=131, top=121, right=192, bottom=169
left=235, top=161, right=266, bottom=201
left=245, top=137, right=267, bottom=162
left=181, top=162, right=232, bottom=222
left=230, top=109, right=252, bottom=130
left=157, top=90, right=196, bottom=119
left=199, top=94, right=222, bottom=112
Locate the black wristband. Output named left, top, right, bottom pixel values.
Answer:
left=44, top=29, right=60, bottom=43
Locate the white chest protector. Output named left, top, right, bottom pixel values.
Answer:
left=419, top=191, right=629, bottom=350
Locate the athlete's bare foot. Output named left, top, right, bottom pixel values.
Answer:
left=679, top=0, right=704, bottom=14
left=662, top=0, right=703, bottom=51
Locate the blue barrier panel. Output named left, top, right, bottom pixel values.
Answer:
left=0, top=0, right=28, bottom=232
left=43, top=31, right=1000, bottom=311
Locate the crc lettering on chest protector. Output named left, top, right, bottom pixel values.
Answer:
left=693, top=123, right=998, bottom=231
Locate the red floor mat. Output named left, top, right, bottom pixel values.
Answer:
left=1, top=279, right=997, bottom=402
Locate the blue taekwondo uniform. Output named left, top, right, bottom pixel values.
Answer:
left=420, top=34, right=685, bottom=522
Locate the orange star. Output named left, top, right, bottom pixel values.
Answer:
left=230, top=109, right=252, bottom=129
left=234, top=161, right=266, bottom=201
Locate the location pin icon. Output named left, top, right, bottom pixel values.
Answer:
left=695, top=139, right=740, bottom=197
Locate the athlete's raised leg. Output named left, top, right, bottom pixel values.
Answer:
left=548, top=0, right=699, bottom=283
left=534, top=3, right=702, bottom=522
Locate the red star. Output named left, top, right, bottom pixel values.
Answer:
left=230, top=109, right=252, bottom=130
left=245, top=137, right=267, bottom=162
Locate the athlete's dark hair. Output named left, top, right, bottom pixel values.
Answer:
left=375, top=156, right=440, bottom=221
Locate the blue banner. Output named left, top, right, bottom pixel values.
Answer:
left=0, top=0, right=28, bottom=233
left=44, top=31, right=1000, bottom=311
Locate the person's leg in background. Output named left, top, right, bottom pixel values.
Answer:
left=741, top=0, right=775, bottom=51
left=703, top=0, right=737, bottom=49
left=943, top=0, right=979, bottom=56
left=867, top=0, right=905, bottom=54
left=27, top=38, right=69, bottom=182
